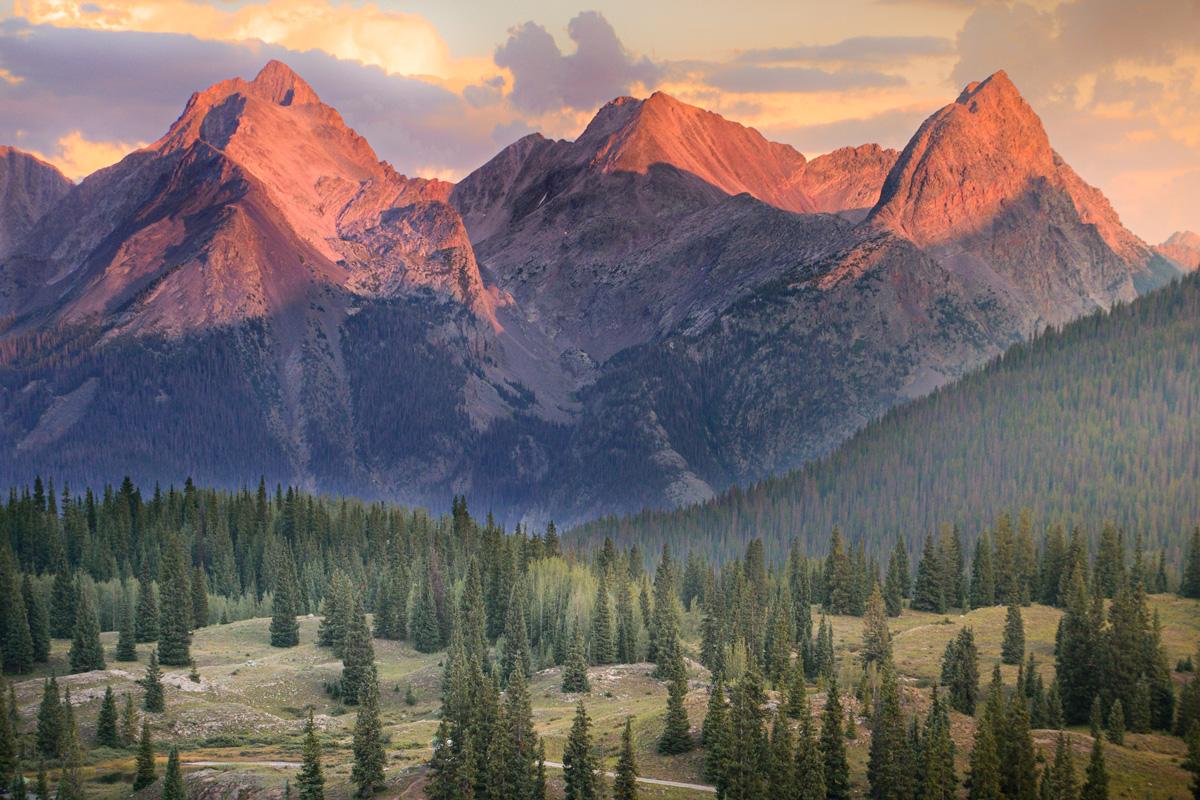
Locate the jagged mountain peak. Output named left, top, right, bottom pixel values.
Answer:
left=249, top=59, right=322, bottom=106
left=0, top=146, right=74, bottom=259
left=1157, top=230, right=1200, bottom=272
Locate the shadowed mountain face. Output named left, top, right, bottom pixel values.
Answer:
left=0, top=147, right=72, bottom=263
left=0, top=63, right=1177, bottom=524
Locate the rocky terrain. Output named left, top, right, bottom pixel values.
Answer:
left=0, top=62, right=1178, bottom=522
left=1157, top=230, right=1200, bottom=272
left=0, top=146, right=72, bottom=263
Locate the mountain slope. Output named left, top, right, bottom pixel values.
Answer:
left=0, top=147, right=72, bottom=261
left=1157, top=231, right=1200, bottom=272
left=572, top=271, right=1200, bottom=562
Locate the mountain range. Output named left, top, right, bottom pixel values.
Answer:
left=0, top=61, right=1191, bottom=523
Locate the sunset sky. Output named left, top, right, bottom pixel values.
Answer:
left=2, top=0, right=1197, bottom=242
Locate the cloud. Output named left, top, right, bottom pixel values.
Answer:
left=738, top=36, right=954, bottom=65
left=30, top=130, right=144, bottom=180
left=494, top=10, right=661, bottom=114
left=12, top=0, right=454, bottom=77
left=702, top=64, right=905, bottom=94
left=763, top=105, right=933, bottom=154
left=0, top=19, right=508, bottom=179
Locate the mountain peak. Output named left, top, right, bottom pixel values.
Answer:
left=1157, top=230, right=1200, bottom=272
left=250, top=60, right=320, bottom=106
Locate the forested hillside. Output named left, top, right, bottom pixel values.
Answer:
left=573, top=271, right=1200, bottom=566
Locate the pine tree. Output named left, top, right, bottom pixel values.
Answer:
left=1057, top=569, right=1100, bottom=724
left=410, top=567, right=441, bottom=654
left=297, top=710, right=324, bottom=800
left=941, top=626, right=980, bottom=715
left=702, top=681, right=728, bottom=781
left=615, top=577, right=637, bottom=665
left=921, top=688, right=957, bottom=800
left=1104, top=697, right=1125, bottom=745
left=350, top=673, right=385, bottom=797
left=56, top=689, right=83, bottom=800
left=884, top=546, right=904, bottom=617
left=35, top=763, right=49, bottom=800
left=1048, top=731, right=1078, bottom=800
left=48, top=562, right=76, bottom=639
left=869, top=658, right=912, bottom=800
left=190, top=565, right=209, bottom=629
left=0, top=682, right=14, bottom=784
left=157, top=538, right=191, bottom=666
left=1, top=565, right=33, bottom=674
left=769, top=707, right=796, bottom=792
left=1184, top=723, right=1200, bottom=800
left=142, top=651, right=165, bottom=712
left=968, top=704, right=1002, bottom=800
left=563, top=701, right=600, bottom=800
left=121, top=693, right=138, bottom=745
left=501, top=581, right=533, bottom=687
left=562, top=624, right=591, bottom=693
left=162, top=746, right=185, bottom=800
left=499, top=665, right=539, bottom=799
left=95, top=686, right=120, bottom=747
left=589, top=574, right=615, bottom=666
left=35, top=677, right=61, bottom=758
left=1081, top=709, right=1108, bottom=800
left=821, top=674, right=850, bottom=800
left=317, top=572, right=349, bottom=652
left=269, top=545, right=300, bottom=648
left=785, top=659, right=809, bottom=719
left=1002, top=603, right=1025, bottom=665
left=795, top=697, right=826, bottom=800
left=861, top=583, right=892, bottom=667
left=1001, top=690, right=1039, bottom=800
left=341, top=598, right=376, bottom=706
left=68, top=587, right=105, bottom=673
left=725, top=662, right=769, bottom=800
left=614, top=717, right=638, bottom=800
left=1182, top=527, right=1200, bottom=599
left=970, top=534, right=996, bottom=609
left=115, top=587, right=138, bottom=661
left=135, top=562, right=160, bottom=643
left=911, top=533, right=946, bottom=613
left=23, top=575, right=51, bottom=663
left=426, top=719, right=467, bottom=800
left=658, top=673, right=692, bottom=755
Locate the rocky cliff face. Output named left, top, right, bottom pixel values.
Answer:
left=0, top=64, right=1177, bottom=523
left=0, top=146, right=72, bottom=261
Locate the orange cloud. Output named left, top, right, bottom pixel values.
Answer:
left=31, top=130, right=143, bottom=180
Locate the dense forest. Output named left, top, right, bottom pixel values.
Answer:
left=0, top=479, right=1198, bottom=800
left=573, top=271, right=1200, bottom=567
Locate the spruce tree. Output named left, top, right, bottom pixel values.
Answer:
left=968, top=705, right=1002, bottom=800
left=190, top=565, right=209, bottom=629
left=658, top=673, right=692, bottom=755
left=340, top=598, right=376, bottom=706
left=921, top=688, right=956, bottom=800
left=350, top=673, right=385, bottom=797
left=48, top=562, right=76, bottom=639
left=724, top=661, right=769, bottom=799
left=1000, top=691, right=1039, bottom=800
left=161, top=747, right=186, bottom=800
left=499, top=665, right=539, bottom=799
left=884, top=547, right=904, bottom=617
left=912, top=533, right=946, bottom=613
left=135, top=562, right=159, bottom=643
left=1048, top=731, right=1078, bottom=800
left=1057, top=569, right=1100, bottom=724
left=614, top=717, right=638, bottom=800
left=795, top=698, right=826, bottom=800
left=35, top=764, right=49, bottom=800
left=702, top=681, right=728, bottom=781
left=562, top=624, right=591, bottom=693
left=868, top=659, right=911, bottom=800
left=1081, top=708, right=1108, bottom=800
left=589, top=574, right=615, bottom=666
left=941, top=626, right=980, bottom=715
left=157, top=538, right=191, bottom=666
left=0, top=683, right=14, bottom=784
left=35, top=677, right=61, bottom=759
left=133, top=720, right=156, bottom=790
left=769, top=707, right=797, bottom=791
left=861, top=583, right=892, bottom=667
left=426, top=719, right=467, bottom=800
left=410, top=567, right=441, bottom=654
left=269, top=545, right=300, bottom=648
left=317, top=572, right=349, bottom=652
left=23, top=575, right=51, bottom=663
left=297, top=710, right=324, bottom=800
left=115, top=588, right=138, bottom=661
left=501, top=581, right=532, bottom=686
left=1106, top=699, right=1125, bottom=745
left=563, top=701, right=600, bottom=800
left=68, top=587, right=105, bottom=673
left=1182, top=526, right=1200, bottom=599
left=1184, top=723, right=1200, bottom=800
left=121, top=693, right=138, bottom=745
left=2, top=567, right=33, bottom=674
left=95, top=686, right=119, bottom=747
left=785, top=659, right=808, bottom=719
left=1002, top=603, right=1025, bottom=665
left=820, top=674, right=850, bottom=800
left=56, top=690, right=83, bottom=800
left=142, top=651, right=165, bottom=712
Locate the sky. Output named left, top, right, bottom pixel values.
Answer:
left=1, top=0, right=1197, bottom=242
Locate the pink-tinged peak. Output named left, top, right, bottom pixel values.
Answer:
left=250, top=60, right=321, bottom=106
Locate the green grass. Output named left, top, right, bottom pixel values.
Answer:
left=13, top=595, right=1197, bottom=799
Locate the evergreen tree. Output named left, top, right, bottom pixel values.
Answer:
left=562, top=624, right=591, bottom=694
left=68, top=587, right=105, bottom=673
left=658, top=673, right=692, bottom=755
left=795, top=697, right=826, bottom=800
left=785, top=659, right=808, bottom=719
left=884, top=547, right=904, bottom=617
left=35, top=764, right=49, bottom=800
left=95, top=686, right=119, bottom=747
left=115, top=588, right=138, bottom=661
left=614, top=717, right=638, bottom=800
left=0, top=683, right=14, bottom=784
left=48, top=563, right=76, bottom=639
left=1080, top=710, right=1108, bottom=800
left=297, top=710, right=325, bottom=800
left=269, top=545, right=300, bottom=648
left=615, top=577, right=637, bottom=665
left=1106, top=698, right=1125, bottom=745
left=498, top=665, right=539, bottom=800
left=142, top=651, right=165, bottom=712
left=1182, top=527, right=1200, bottom=599
left=968, top=704, right=1002, bottom=800
left=1002, top=603, right=1025, bottom=665
left=121, top=693, right=138, bottom=745
left=589, top=575, right=615, bottom=666
left=563, top=701, right=600, bottom=800
left=350, top=673, right=385, bottom=798
left=410, top=567, right=441, bottom=654
left=135, top=562, right=159, bottom=643
left=861, top=583, right=892, bottom=667
left=162, top=747, right=185, bottom=800
left=426, top=719, right=467, bottom=800
left=921, top=688, right=957, bottom=800
left=501, top=580, right=532, bottom=687
left=55, top=690, right=83, bottom=800
left=340, top=598, right=376, bottom=706
left=23, top=575, right=51, bottom=663
left=317, top=572, right=350, bottom=653
left=1057, top=569, right=1100, bottom=724
left=1, top=566, right=34, bottom=674
left=703, top=681, right=728, bottom=779
left=35, top=677, right=61, bottom=759
left=1184, top=723, right=1200, bottom=800
left=868, top=659, right=911, bottom=800
left=941, top=626, right=980, bottom=715
left=769, top=707, right=796, bottom=793
left=911, top=534, right=946, bottom=613
left=1047, top=731, right=1078, bottom=800
left=157, top=538, right=191, bottom=666
left=969, top=534, right=996, bottom=609
left=191, top=565, right=209, bottom=629
left=821, top=675, right=850, bottom=800
left=1000, top=690, right=1039, bottom=800
left=725, top=662, right=769, bottom=800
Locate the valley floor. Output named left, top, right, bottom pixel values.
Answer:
left=15, top=596, right=1200, bottom=800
